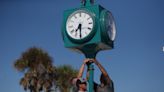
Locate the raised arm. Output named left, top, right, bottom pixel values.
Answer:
left=77, top=59, right=90, bottom=78
left=93, top=59, right=111, bottom=84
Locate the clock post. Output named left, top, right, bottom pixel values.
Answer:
left=62, top=0, right=116, bottom=92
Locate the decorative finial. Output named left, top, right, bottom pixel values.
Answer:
left=90, top=0, right=94, bottom=4
left=81, top=0, right=94, bottom=6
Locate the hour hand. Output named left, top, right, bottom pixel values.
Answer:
left=75, top=24, right=80, bottom=32
left=75, top=24, right=82, bottom=38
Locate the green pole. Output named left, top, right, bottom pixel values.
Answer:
left=84, top=52, right=96, bottom=92
left=88, top=63, right=94, bottom=92
left=82, top=44, right=97, bottom=92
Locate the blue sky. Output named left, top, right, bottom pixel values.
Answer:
left=0, top=0, right=164, bottom=92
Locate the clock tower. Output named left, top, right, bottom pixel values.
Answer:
left=62, top=0, right=116, bottom=58
left=61, top=0, right=116, bottom=92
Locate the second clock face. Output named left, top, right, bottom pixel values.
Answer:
left=66, top=10, right=94, bottom=40
left=106, top=11, right=116, bottom=41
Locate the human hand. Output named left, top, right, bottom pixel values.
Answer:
left=83, top=58, right=91, bottom=64
left=83, top=58, right=95, bottom=65
left=90, top=59, right=99, bottom=64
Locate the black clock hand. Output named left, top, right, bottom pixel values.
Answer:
left=75, top=24, right=82, bottom=38
left=75, top=24, right=80, bottom=32
left=79, top=24, right=82, bottom=38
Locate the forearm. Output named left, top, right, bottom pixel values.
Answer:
left=95, top=60, right=108, bottom=76
left=77, top=63, right=85, bottom=78
left=94, top=59, right=111, bottom=83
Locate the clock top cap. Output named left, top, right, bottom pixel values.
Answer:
left=81, top=0, right=94, bottom=7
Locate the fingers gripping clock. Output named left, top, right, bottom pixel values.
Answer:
left=66, top=10, right=94, bottom=40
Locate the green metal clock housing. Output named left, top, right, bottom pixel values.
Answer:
left=62, top=4, right=116, bottom=58
left=65, top=9, right=97, bottom=44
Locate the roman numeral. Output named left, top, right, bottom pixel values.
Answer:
left=75, top=32, right=77, bottom=37
left=79, top=13, right=81, bottom=17
left=85, top=32, right=88, bottom=35
left=88, top=27, right=91, bottom=30
left=87, top=17, right=91, bottom=20
left=74, top=15, right=77, bottom=19
left=69, top=25, right=73, bottom=28
left=84, top=14, right=86, bottom=18
left=70, top=20, right=74, bottom=23
left=70, top=29, right=74, bottom=33
left=89, top=22, right=92, bottom=24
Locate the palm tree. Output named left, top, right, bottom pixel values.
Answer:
left=56, top=65, right=78, bottom=92
left=14, top=47, right=56, bottom=92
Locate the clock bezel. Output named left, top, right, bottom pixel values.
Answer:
left=65, top=9, right=96, bottom=44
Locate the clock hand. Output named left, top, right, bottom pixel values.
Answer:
left=79, top=24, right=82, bottom=38
left=76, top=24, right=81, bottom=32
left=75, top=24, right=80, bottom=32
left=75, top=24, right=82, bottom=38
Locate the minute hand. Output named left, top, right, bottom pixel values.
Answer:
left=79, top=24, right=82, bottom=38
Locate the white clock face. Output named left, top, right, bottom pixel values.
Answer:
left=106, top=12, right=116, bottom=41
left=66, top=10, right=94, bottom=40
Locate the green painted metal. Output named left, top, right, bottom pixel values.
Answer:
left=87, top=63, right=94, bottom=92
left=85, top=0, right=91, bottom=6
left=62, top=5, right=113, bottom=54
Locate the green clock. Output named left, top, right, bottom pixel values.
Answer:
left=65, top=9, right=96, bottom=43
left=62, top=5, right=116, bottom=54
